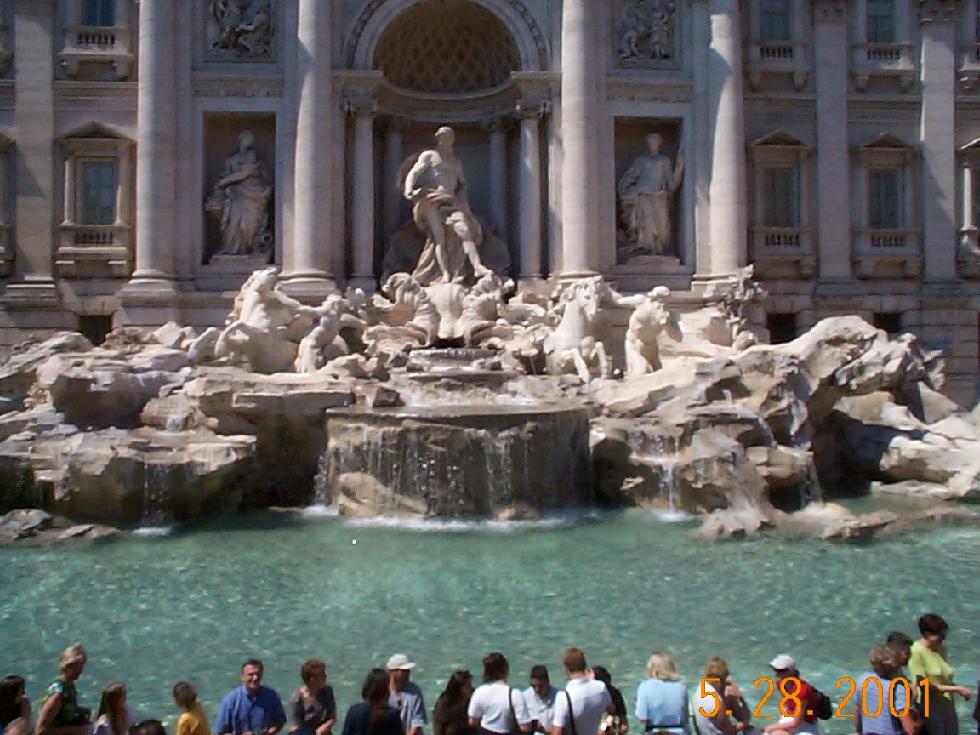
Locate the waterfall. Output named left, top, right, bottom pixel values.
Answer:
left=140, top=461, right=176, bottom=529
left=312, top=450, right=331, bottom=506
left=800, top=457, right=824, bottom=508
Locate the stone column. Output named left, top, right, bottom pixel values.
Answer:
left=6, top=0, right=59, bottom=306
left=349, top=97, right=378, bottom=292
left=285, top=0, right=335, bottom=295
left=558, top=0, right=599, bottom=277
left=691, top=0, right=712, bottom=272
left=118, top=0, right=179, bottom=323
left=383, top=118, right=404, bottom=242
left=485, top=118, right=508, bottom=237
left=920, top=0, right=959, bottom=280
left=813, top=0, right=851, bottom=280
left=517, top=100, right=545, bottom=281
left=706, top=0, right=747, bottom=276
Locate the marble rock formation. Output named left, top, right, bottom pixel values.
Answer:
left=0, top=262, right=975, bottom=539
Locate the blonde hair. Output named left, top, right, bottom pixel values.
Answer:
left=646, top=651, right=682, bottom=681
left=59, top=644, right=87, bottom=672
left=869, top=645, right=902, bottom=678
left=703, top=657, right=728, bottom=681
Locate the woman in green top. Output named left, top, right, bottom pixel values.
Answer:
left=908, top=614, right=974, bottom=735
left=34, top=645, right=91, bottom=735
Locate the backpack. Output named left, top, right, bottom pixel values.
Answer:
left=812, top=688, right=833, bottom=721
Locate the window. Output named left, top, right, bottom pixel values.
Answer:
left=873, top=312, right=903, bottom=335
left=57, top=124, right=134, bottom=278
left=867, top=0, right=895, bottom=43
left=767, top=313, right=797, bottom=344
left=762, top=167, right=799, bottom=227
left=869, top=169, right=901, bottom=229
left=79, top=160, right=116, bottom=225
left=83, top=0, right=114, bottom=27
left=760, top=0, right=791, bottom=42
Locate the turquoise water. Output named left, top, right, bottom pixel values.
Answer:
left=1, top=511, right=978, bottom=734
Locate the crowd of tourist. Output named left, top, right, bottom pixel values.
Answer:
left=2, top=615, right=977, bottom=735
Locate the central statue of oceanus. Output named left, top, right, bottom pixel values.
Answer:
left=402, top=126, right=492, bottom=286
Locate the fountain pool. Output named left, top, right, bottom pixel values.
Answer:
left=1, top=512, right=977, bottom=734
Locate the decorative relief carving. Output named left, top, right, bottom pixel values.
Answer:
left=206, top=0, right=274, bottom=60
left=615, top=0, right=677, bottom=68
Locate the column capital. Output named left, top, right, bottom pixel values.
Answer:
left=345, top=95, right=377, bottom=117
left=812, top=0, right=848, bottom=22
left=481, top=115, right=512, bottom=134
left=515, top=98, right=549, bottom=120
left=919, top=0, right=962, bottom=23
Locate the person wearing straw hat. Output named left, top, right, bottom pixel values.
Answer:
left=387, top=655, right=426, bottom=735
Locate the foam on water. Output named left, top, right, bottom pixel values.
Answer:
left=131, top=525, right=173, bottom=537
left=300, top=504, right=340, bottom=518
left=342, top=508, right=605, bottom=534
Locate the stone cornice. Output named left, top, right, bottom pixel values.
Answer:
left=919, top=0, right=962, bottom=22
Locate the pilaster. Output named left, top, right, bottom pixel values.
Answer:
left=4, top=0, right=62, bottom=313
left=813, top=0, right=853, bottom=281
left=919, top=0, right=960, bottom=280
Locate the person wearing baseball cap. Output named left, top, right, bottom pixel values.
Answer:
left=387, top=655, right=426, bottom=735
left=763, top=656, right=819, bottom=735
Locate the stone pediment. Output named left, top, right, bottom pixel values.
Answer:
left=58, top=121, right=129, bottom=142
left=958, top=137, right=980, bottom=152
left=751, top=129, right=805, bottom=147
left=859, top=132, right=913, bottom=150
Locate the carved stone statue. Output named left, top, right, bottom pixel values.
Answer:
left=617, top=133, right=684, bottom=259
left=544, top=277, right=619, bottom=382
left=621, top=286, right=674, bottom=377
left=402, top=126, right=492, bottom=286
left=617, top=0, right=677, bottom=63
left=214, top=268, right=324, bottom=373
left=205, top=130, right=272, bottom=257
left=207, top=0, right=274, bottom=58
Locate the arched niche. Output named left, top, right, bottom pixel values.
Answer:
left=347, top=0, right=547, bottom=75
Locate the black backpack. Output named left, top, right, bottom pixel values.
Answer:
left=813, top=688, right=833, bottom=721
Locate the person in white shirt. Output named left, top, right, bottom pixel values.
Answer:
left=468, top=653, right=532, bottom=735
left=550, top=648, right=612, bottom=735
left=524, top=666, right=558, bottom=735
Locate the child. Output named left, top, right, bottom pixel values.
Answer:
left=172, top=683, right=210, bottom=735
left=93, top=683, right=132, bottom=735
left=0, top=675, right=31, bottom=735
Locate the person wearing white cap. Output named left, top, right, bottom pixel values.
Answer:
left=762, top=656, right=818, bottom=735
left=387, top=655, right=426, bottom=735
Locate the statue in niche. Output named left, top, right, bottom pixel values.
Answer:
left=617, top=0, right=676, bottom=63
left=617, top=133, right=684, bottom=259
left=402, top=126, right=493, bottom=286
left=207, top=0, right=273, bottom=58
left=205, top=130, right=272, bottom=257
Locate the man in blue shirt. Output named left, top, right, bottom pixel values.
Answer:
left=215, top=659, right=287, bottom=735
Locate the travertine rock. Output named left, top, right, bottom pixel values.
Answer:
left=33, top=346, right=191, bottom=428
left=0, top=333, right=93, bottom=413
left=0, top=427, right=255, bottom=527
